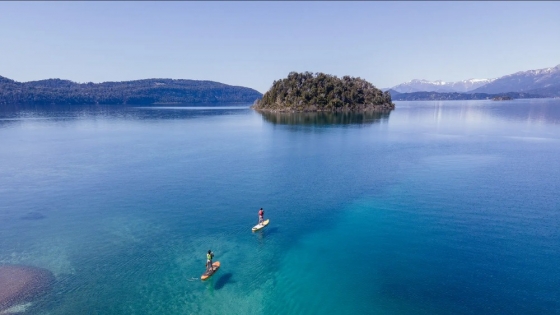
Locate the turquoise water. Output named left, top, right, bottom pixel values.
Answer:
left=1, top=100, right=559, bottom=314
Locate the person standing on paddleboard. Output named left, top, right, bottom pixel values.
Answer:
left=206, top=250, right=214, bottom=272
left=258, top=208, right=264, bottom=224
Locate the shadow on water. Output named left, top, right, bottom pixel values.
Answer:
left=214, top=273, right=233, bottom=290
left=258, top=110, right=392, bottom=127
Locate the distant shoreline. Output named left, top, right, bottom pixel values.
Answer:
left=0, top=76, right=262, bottom=106
left=390, top=97, right=557, bottom=102
left=389, top=90, right=545, bottom=101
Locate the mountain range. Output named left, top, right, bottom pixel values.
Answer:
left=388, top=64, right=560, bottom=100
left=0, top=77, right=262, bottom=105
left=2, top=64, right=559, bottom=106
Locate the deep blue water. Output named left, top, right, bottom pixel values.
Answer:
left=1, top=99, right=559, bottom=314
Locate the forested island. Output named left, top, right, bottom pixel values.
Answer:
left=252, top=72, right=394, bottom=112
left=0, top=76, right=262, bottom=105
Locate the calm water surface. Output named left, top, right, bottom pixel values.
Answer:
left=1, top=99, right=559, bottom=314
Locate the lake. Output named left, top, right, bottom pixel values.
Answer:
left=1, top=99, right=559, bottom=314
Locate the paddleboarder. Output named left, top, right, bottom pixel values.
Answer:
left=206, top=250, right=214, bottom=272
left=258, top=208, right=264, bottom=224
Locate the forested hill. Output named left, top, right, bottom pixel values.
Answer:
left=252, top=72, right=394, bottom=112
left=0, top=76, right=262, bottom=105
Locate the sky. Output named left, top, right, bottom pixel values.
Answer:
left=1, top=2, right=559, bottom=93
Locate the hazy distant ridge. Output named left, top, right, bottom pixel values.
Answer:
left=0, top=76, right=262, bottom=105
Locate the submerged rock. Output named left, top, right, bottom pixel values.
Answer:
left=0, top=265, right=54, bottom=312
left=0, top=302, right=32, bottom=314
left=20, top=212, right=46, bottom=220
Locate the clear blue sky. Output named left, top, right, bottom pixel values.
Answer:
left=1, top=2, right=559, bottom=93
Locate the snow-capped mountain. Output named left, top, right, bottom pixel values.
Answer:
left=450, top=78, right=497, bottom=92
left=471, top=64, right=560, bottom=94
left=391, top=78, right=495, bottom=93
left=390, top=64, right=560, bottom=95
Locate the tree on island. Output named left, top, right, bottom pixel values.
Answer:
left=252, top=72, right=395, bottom=112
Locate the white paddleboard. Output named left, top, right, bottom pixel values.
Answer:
left=252, top=219, right=270, bottom=232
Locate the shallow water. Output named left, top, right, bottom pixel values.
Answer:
left=1, top=99, right=559, bottom=314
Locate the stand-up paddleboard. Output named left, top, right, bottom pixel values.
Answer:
left=252, top=219, right=270, bottom=232
left=201, top=261, right=220, bottom=281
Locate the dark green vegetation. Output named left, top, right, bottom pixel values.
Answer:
left=0, top=76, right=262, bottom=105
left=389, top=90, right=544, bottom=101
left=252, top=72, right=394, bottom=112
left=492, top=96, right=513, bottom=101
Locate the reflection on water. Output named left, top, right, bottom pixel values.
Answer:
left=257, top=110, right=391, bottom=126
left=395, top=99, right=560, bottom=125
left=0, top=103, right=252, bottom=127
left=486, top=99, right=560, bottom=124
